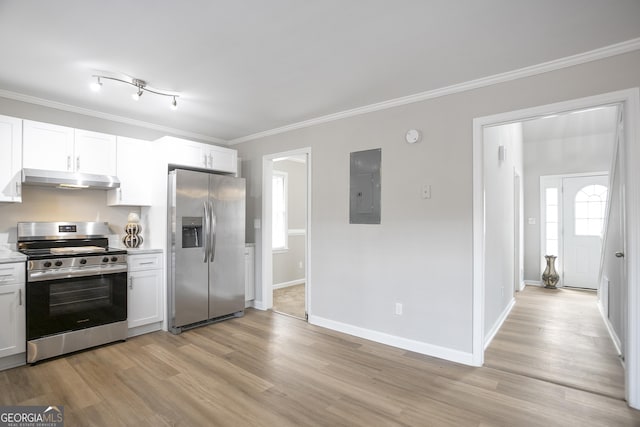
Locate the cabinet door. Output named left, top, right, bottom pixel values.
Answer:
left=74, top=129, right=117, bottom=175
left=107, top=137, right=152, bottom=206
left=128, top=269, right=163, bottom=328
left=0, top=115, right=22, bottom=202
left=207, top=145, right=237, bottom=174
left=23, top=120, right=74, bottom=172
left=171, top=142, right=207, bottom=169
left=0, top=283, right=26, bottom=358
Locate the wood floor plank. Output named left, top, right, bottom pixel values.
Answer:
left=0, top=294, right=638, bottom=426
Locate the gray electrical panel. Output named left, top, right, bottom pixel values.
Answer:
left=349, top=148, right=381, bottom=224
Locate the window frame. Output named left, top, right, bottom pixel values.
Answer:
left=271, top=170, right=289, bottom=252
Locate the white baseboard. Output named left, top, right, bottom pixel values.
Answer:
left=0, top=353, right=26, bottom=371
left=252, top=300, right=267, bottom=310
left=518, top=281, right=526, bottom=292
left=308, top=315, right=474, bottom=366
left=598, top=300, right=623, bottom=357
left=524, top=280, right=543, bottom=287
left=484, top=298, right=516, bottom=350
left=127, top=322, right=163, bottom=338
left=273, top=279, right=305, bottom=290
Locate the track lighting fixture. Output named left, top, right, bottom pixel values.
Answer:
left=91, top=73, right=179, bottom=110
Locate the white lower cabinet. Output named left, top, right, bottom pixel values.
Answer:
left=127, top=252, right=163, bottom=336
left=0, top=262, right=25, bottom=368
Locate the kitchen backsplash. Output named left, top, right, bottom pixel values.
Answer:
left=0, top=186, right=140, bottom=247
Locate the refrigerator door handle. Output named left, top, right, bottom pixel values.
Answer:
left=203, top=201, right=210, bottom=263
left=209, top=201, right=217, bottom=262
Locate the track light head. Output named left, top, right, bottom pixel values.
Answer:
left=90, top=76, right=102, bottom=92
left=131, top=88, right=143, bottom=101
left=171, top=96, right=178, bottom=110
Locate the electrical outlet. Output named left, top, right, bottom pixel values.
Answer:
left=298, top=261, right=303, bottom=269
left=395, top=302, right=403, bottom=315
left=421, top=184, right=431, bottom=199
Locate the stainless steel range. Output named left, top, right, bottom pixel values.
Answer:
left=17, top=222, right=128, bottom=364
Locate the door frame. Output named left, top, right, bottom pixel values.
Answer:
left=472, top=88, right=640, bottom=409
left=261, top=147, right=312, bottom=317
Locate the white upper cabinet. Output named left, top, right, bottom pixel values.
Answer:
left=74, top=129, right=117, bottom=175
left=156, top=136, right=237, bottom=174
left=0, top=115, right=23, bottom=203
left=107, top=137, right=152, bottom=206
left=23, top=120, right=116, bottom=176
left=22, top=120, right=74, bottom=172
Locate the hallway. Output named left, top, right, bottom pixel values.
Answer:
left=485, top=285, right=624, bottom=400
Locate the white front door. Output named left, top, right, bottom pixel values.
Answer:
left=561, top=174, right=608, bottom=289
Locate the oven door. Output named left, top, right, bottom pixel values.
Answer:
left=26, top=267, right=127, bottom=340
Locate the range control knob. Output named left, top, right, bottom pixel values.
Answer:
left=102, top=257, right=109, bottom=263
left=111, top=256, right=118, bottom=262
left=80, top=259, right=87, bottom=265
left=43, top=261, right=52, bottom=268
left=54, top=260, right=63, bottom=267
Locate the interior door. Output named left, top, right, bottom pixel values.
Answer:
left=562, top=174, right=608, bottom=289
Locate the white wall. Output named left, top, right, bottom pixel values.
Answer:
left=236, top=50, right=640, bottom=360
left=483, top=122, right=523, bottom=338
left=522, top=132, right=614, bottom=281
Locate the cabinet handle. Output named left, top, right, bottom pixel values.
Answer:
left=129, top=277, right=133, bottom=290
left=67, top=156, right=71, bottom=171
left=15, top=181, right=20, bottom=197
left=76, top=156, right=80, bottom=171
left=139, top=261, right=154, bottom=265
left=18, top=289, right=22, bottom=306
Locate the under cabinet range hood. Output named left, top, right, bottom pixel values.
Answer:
left=22, top=168, right=120, bottom=189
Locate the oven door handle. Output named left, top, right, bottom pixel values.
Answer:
left=27, top=264, right=128, bottom=282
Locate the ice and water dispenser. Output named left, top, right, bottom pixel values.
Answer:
left=182, top=217, right=203, bottom=248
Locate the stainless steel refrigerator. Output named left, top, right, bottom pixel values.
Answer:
left=167, top=168, right=245, bottom=333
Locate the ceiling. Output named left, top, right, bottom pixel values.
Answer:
left=0, top=1, right=639, bottom=144
left=523, top=105, right=619, bottom=142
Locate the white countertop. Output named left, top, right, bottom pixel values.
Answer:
left=124, top=247, right=163, bottom=255
left=0, top=251, right=27, bottom=263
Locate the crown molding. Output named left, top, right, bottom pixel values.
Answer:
left=0, top=89, right=226, bottom=144
left=228, top=37, right=640, bottom=145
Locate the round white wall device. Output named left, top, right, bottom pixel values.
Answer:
left=405, top=129, right=421, bottom=144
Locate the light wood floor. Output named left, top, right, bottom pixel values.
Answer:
left=273, top=283, right=306, bottom=319
left=485, top=285, right=625, bottom=400
left=1, top=300, right=638, bottom=425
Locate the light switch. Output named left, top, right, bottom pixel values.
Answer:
left=528, top=218, right=536, bottom=225
left=422, top=185, right=431, bottom=199
left=254, top=219, right=261, bottom=229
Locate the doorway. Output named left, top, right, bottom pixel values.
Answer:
left=540, top=173, right=609, bottom=289
left=261, top=148, right=311, bottom=321
left=472, top=88, right=640, bottom=409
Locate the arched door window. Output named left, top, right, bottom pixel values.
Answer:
left=574, top=184, right=607, bottom=236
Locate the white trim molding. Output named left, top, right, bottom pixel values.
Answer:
left=229, top=38, right=640, bottom=145
left=598, top=301, right=623, bottom=358
left=273, top=278, right=305, bottom=290
left=473, top=88, right=640, bottom=409
left=309, top=315, right=474, bottom=366
left=484, top=298, right=516, bottom=350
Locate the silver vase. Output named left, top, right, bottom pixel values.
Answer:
left=542, top=255, right=559, bottom=289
